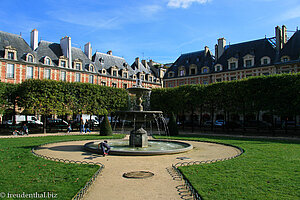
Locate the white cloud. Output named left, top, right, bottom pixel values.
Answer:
left=141, top=5, right=163, bottom=15
left=167, top=0, right=211, bottom=9
left=278, top=5, right=300, bottom=22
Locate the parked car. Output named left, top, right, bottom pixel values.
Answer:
left=244, top=120, right=272, bottom=129
left=203, top=121, right=213, bottom=127
left=47, top=118, right=68, bottom=128
left=214, top=120, right=226, bottom=127
left=3, top=120, right=13, bottom=125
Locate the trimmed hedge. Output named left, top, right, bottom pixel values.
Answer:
left=151, top=73, right=300, bottom=120
left=100, top=114, right=113, bottom=136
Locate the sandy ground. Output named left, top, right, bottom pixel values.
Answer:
left=34, top=138, right=241, bottom=200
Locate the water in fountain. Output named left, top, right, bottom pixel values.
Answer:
left=84, top=80, right=193, bottom=156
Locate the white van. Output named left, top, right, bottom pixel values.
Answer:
left=15, top=115, right=43, bottom=125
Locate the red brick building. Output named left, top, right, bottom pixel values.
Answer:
left=0, top=29, right=163, bottom=88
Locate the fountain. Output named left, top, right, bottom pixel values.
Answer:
left=84, top=80, right=193, bottom=156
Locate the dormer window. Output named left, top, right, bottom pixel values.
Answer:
left=99, top=58, right=104, bottom=64
left=156, top=78, right=160, bottom=83
left=196, top=57, right=200, bottom=62
left=123, top=72, right=128, bottom=78
left=149, top=76, right=153, bottom=82
left=230, top=62, right=237, bottom=69
left=243, top=54, right=255, bottom=68
left=186, top=60, right=189, bottom=64
left=228, top=57, right=238, bottom=70
left=202, top=67, right=209, bottom=73
left=89, top=64, right=94, bottom=72
left=45, top=57, right=51, bottom=65
left=189, top=64, right=197, bottom=75
left=61, top=61, right=66, bottom=67
left=178, top=66, right=186, bottom=76
left=245, top=60, right=252, bottom=67
left=27, top=54, right=34, bottom=62
left=75, top=63, right=81, bottom=70
left=140, top=74, right=145, bottom=81
left=102, top=69, right=106, bottom=74
left=133, top=75, right=137, bottom=79
left=168, top=71, right=175, bottom=78
left=281, top=56, right=289, bottom=63
left=261, top=56, right=270, bottom=65
left=113, top=70, right=117, bottom=77
left=123, top=63, right=128, bottom=68
left=215, top=65, right=222, bottom=72
left=8, top=52, right=14, bottom=60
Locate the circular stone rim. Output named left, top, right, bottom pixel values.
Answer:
left=84, top=140, right=193, bottom=156
left=123, top=171, right=154, bottom=179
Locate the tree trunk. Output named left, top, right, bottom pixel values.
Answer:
left=43, top=116, right=47, bottom=134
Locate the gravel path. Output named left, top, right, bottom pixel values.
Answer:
left=34, top=138, right=241, bottom=200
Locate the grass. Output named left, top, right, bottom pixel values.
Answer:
left=154, top=135, right=300, bottom=200
left=0, top=134, right=124, bottom=200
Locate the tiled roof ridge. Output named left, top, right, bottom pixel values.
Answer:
left=95, top=52, right=125, bottom=60
left=0, top=31, right=22, bottom=38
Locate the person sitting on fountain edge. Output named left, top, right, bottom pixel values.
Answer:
left=98, top=141, right=111, bottom=157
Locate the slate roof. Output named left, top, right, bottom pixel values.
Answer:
left=280, top=30, right=300, bottom=61
left=35, top=41, right=62, bottom=66
left=71, top=47, right=94, bottom=72
left=131, top=60, right=152, bottom=75
left=164, top=50, right=214, bottom=79
left=214, top=38, right=276, bottom=72
left=92, top=52, right=132, bottom=76
left=0, top=31, right=35, bottom=61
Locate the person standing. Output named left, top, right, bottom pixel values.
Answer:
left=23, top=124, right=29, bottom=135
left=85, top=120, right=91, bottom=133
left=67, top=124, right=72, bottom=133
left=80, top=117, right=84, bottom=133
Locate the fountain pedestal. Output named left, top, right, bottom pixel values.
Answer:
left=129, top=127, right=148, bottom=147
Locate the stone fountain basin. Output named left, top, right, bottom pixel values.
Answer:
left=84, top=140, right=193, bottom=156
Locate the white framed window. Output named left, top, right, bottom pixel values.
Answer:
left=245, top=60, right=252, bottom=67
left=61, top=71, right=66, bottom=81
left=149, top=76, right=153, bottom=82
left=61, top=60, right=66, bottom=67
left=27, top=55, right=34, bottom=62
left=75, top=63, right=81, bottom=70
left=202, top=67, right=209, bottom=73
left=123, top=84, right=128, bottom=89
left=44, top=69, right=51, bottom=79
left=90, top=65, right=94, bottom=72
left=140, top=74, right=145, bottom=80
left=215, top=65, right=222, bottom=72
left=228, top=57, right=238, bottom=70
left=230, top=76, right=237, bottom=81
left=281, top=56, right=289, bottom=63
left=261, top=56, right=270, bottom=65
left=75, top=73, right=81, bottom=82
left=113, top=70, right=117, bottom=77
left=26, top=66, right=34, bottom=79
left=112, top=83, right=117, bottom=88
left=6, top=63, right=14, bottom=78
left=230, top=62, right=237, bottom=69
left=189, top=64, right=197, bottom=75
left=8, top=52, right=14, bottom=60
left=45, top=57, right=51, bottom=65
left=243, top=54, right=254, bottom=68
left=123, top=72, right=128, bottom=78
left=101, top=81, right=106, bottom=86
left=89, top=75, right=94, bottom=84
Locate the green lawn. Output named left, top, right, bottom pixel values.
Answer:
left=0, top=134, right=124, bottom=200
left=155, top=135, right=300, bottom=200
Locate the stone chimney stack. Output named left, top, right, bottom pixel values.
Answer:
left=204, top=46, right=209, bottom=56
left=141, top=59, right=148, bottom=68
left=282, top=25, right=287, bottom=47
left=217, top=38, right=226, bottom=59
left=149, top=59, right=154, bottom=67
left=60, top=36, right=72, bottom=68
left=107, top=50, right=112, bottom=55
left=275, top=26, right=282, bottom=52
left=215, top=44, right=218, bottom=60
left=30, top=29, right=38, bottom=50
left=84, top=42, right=92, bottom=60
left=135, top=57, right=140, bottom=69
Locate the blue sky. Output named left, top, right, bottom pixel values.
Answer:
left=0, top=0, right=299, bottom=64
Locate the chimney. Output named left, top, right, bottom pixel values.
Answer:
left=149, top=59, right=154, bottom=67
left=275, top=26, right=282, bottom=52
left=84, top=42, right=92, bottom=60
left=107, top=50, right=112, bottom=55
left=217, top=38, right=226, bottom=59
left=282, top=25, right=287, bottom=46
left=141, top=59, right=148, bottom=68
left=204, top=46, right=209, bottom=56
left=215, top=44, right=218, bottom=60
left=60, top=36, right=72, bottom=68
left=135, top=57, right=140, bottom=69
left=30, top=29, right=38, bottom=50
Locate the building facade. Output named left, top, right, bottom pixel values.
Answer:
left=164, top=25, right=300, bottom=87
left=0, top=29, right=163, bottom=89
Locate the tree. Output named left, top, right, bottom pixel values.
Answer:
left=100, top=114, right=113, bottom=136
left=168, top=113, right=179, bottom=136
